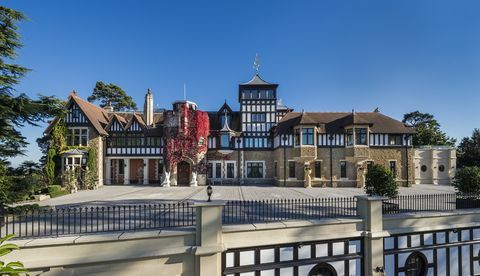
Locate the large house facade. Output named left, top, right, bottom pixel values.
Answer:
left=46, top=72, right=455, bottom=188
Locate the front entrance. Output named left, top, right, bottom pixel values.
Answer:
left=177, top=161, right=190, bottom=186
left=130, top=159, right=144, bottom=184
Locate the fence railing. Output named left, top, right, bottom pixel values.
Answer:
left=0, top=202, right=195, bottom=239
left=382, top=193, right=480, bottom=214
left=4, top=194, right=480, bottom=239
left=222, top=197, right=358, bottom=224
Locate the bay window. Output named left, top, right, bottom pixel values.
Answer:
left=355, top=128, right=368, bottom=145
left=302, top=128, right=314, bottom=145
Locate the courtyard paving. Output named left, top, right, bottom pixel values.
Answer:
left=36, top=184, right=455, bottom=207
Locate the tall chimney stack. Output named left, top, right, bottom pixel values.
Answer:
left=144, top=88, right=154, bottom=126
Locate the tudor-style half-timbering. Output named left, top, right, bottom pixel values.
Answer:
left=45, top=69, right=456, bottom=188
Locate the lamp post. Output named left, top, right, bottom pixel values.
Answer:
left=404, top=134, right=410, bottom=186
left=282, top=135, right=288, bottom=187
left=329, top=134, right=334, bottom=187
left=237, top=137, right=242, bottom=184
left=207, top=184, right=213, bottom=202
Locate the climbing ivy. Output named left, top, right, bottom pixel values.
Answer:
left=45, top=148, right=56, bottom=185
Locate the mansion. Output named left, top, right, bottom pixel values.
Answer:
left=45, top=73, right=455, bottom=188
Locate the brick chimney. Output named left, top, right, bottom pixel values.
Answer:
left=144, top=88, right=154, bottom=126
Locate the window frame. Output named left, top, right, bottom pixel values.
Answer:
left=66, top=127, right=89, bottom=146
left=314, top=160, right=322, bottom=179
left=340, top=160, right=347, bottom=179
left=288, top=161, right=296, bottom=179
left=301, top=127, right=315, bottom=146
left=355, top=128, right=368, bottom=146
left=389, top=160, right=397, bottom=178
left=246, top=161, right=264, bottom=178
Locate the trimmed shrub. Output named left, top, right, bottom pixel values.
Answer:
left=47, top=185, right=69, bottom=198
left=453, top=166, right=480, bottom=196
left=365, top=164, right=398, bottom=198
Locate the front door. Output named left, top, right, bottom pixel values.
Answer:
left=177, top=161, right=190, bottom=186
left=129, top=159, right=144, bottom=184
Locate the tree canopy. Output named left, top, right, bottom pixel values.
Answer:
left=457, top=129, right=480, bottom=168
left=402, top=111, right=456, bottom=146
left=87, top=81, right=137, bottom=111
left=0, top=6, right=64, bottom=158
left=364, top=164, right=398, bottom=198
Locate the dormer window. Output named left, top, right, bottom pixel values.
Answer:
left=221, top=113, right=232, bottom=128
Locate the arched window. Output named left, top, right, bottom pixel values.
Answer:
left=404, top=251, right=428, bottom=276
left=308, top=263, right=337, bottom=276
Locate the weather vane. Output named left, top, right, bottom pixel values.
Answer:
left=253, top=53, right=260, bottom=75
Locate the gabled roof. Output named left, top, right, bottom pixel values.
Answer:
left=275, top=111, right=415, bottom=135
left=69, top=93, right=110, bottom=135
left=208, top=111, right=242, bottom=132
left=124, top=113, right=146, bottom=131
left=45, top=92, right=110, bottom=135
left=104, top=113, right=127, bottom=131
left=218, top=102, right=233, bottom=114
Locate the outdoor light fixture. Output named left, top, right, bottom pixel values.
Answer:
left=207, top=184, right=213, bottom=202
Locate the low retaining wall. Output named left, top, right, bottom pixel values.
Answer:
left=3, top=199, right=480, bottom=275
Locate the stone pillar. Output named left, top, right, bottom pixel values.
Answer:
left=124, top=159, right=130, bottom=185
left=430, top=150, right=436, bottom=184
left=356, top=196, right=388, bottom=276
left=194, top=201, right=225, bottom=276
left=105, top=158, right=111, bottom=185
left=143, top=158, right=149, bottom=185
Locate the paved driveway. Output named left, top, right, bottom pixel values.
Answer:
left=36, top=184, right=455, bottom=207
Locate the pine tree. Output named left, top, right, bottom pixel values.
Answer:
left=0, top=6, right=64, bottom=157
left=87, top=81, right=137, bottom=111
left=403, top=111, right=456, bottom=146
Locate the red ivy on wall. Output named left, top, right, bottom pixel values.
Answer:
left=164, top=104, right=210, bottom=173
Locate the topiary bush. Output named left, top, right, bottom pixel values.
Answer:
left=365, top=164, right=398, bottom=198
left=453, top=166, right=480, bottom=196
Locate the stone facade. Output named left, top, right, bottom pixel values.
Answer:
left=270, top=146, right=415, bottom=188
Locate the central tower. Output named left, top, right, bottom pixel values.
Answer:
left=238, top=73, right=279, bottom=148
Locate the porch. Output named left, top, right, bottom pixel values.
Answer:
left=105, top=157, right=163, bottom=185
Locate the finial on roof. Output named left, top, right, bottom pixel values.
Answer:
left=71, top=90, right=77, bottom=96
left=253, top=53, right=260, bottom=75
left=352, top=108, right=355, bottom=114
left=374, top=107, right=380, bottom=113
left=147, top=88, right=152, bottom=95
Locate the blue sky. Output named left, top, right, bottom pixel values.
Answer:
left=5, top=0, right=480, bottom=166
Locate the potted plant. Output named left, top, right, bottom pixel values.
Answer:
left=364, top=164, right=399, bottom=214
left=454, top=166, right=480, bottom=209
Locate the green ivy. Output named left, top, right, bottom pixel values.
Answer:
left=45, top=148, right=56, bottom=185
left=50, top=119, right=66, bottom=152
left=87, top=147, right=96, bottom=172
